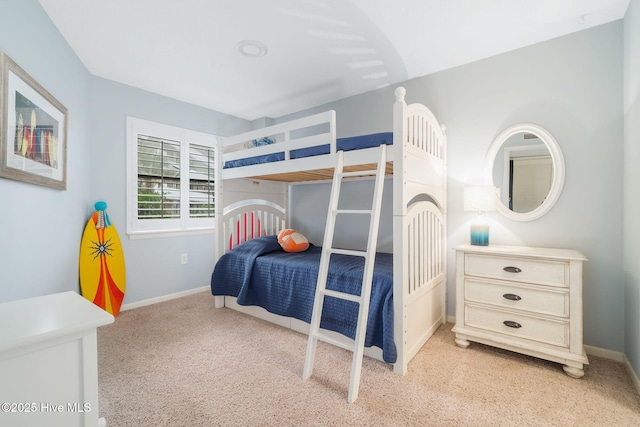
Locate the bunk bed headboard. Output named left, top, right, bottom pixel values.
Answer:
left=403, top=200, right=445, bottom=292
left=399, top=89, right=446, bottom=160
left=393, top=198, right=446, bottom=371
left=221, top=200, right=286, bottom=252
left=392, top=86, right=447, bottom=215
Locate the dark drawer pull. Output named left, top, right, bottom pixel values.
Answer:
left=503, top=320, right=522, bottom=329
left=503, top=293, right=522, bottom=301
left=503, top=266, right=522, bottom=273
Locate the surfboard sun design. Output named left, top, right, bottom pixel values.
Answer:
left=89, top=237, right=114, bottom=260
left=80, top=202, right=126, bottom=317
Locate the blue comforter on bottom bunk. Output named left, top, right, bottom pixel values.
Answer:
left=210, top=236, right=396, bottom=363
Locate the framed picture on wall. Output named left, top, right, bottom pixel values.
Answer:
left=0, top=51, right=67, bottom=190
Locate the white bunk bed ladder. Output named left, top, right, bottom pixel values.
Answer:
left=302, top=144, right=387, bottom=403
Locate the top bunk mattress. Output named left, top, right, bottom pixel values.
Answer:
left=224, top=132, right=392, bottom=169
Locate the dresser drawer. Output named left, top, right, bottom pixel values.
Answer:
left=465, top=254, right=569, bottom=287
left=465, top=305, right=569, bottom=347
left=465, top=278, right=569, bottom=317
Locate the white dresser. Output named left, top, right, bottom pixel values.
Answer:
left=452, top=244, right=589, bottom=378
left=0, top=291, right=114, bottom=426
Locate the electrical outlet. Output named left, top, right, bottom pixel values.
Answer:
left=181, top=253, right=188, bottom=264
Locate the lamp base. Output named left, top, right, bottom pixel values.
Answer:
left=470, top=223, right=489, bottom=246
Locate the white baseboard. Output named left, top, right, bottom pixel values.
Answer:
left=120, top=286, right=209, bottom=312
left=584, top=344, right=625, bottom=362
left=622, top=353, right=640, bottom=396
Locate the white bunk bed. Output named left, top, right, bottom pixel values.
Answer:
left=211, top=87, right=447, bottom=375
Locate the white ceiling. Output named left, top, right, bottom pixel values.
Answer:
left=38, top=0, right=629, bottom=121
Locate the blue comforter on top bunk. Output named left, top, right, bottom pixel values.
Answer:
left=210, top=235, right=396, bottom=363
left=224, top=132, right=393, bottom=169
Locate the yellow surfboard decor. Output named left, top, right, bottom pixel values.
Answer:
left=79, top=201, right=126, bottom=316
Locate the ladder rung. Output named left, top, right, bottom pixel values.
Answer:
left=333, top=209, right=372, bottom=216
left=321, top=288, right=362, bottom=304
left=328, top=248, right=366, bottom=257
left=340, top=170, right=377, bottom=178
left=312, top=329, right=356, bottom=352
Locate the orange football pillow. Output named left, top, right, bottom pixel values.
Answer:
left=277, top=229, right=310, bottom=253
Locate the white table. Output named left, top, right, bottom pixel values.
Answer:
left=0, top=291, right=114, bottom=426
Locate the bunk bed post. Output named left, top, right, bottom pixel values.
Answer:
left=329, top=110, right=337, bottom=155
left=441, top=125, right=448, bottom=325
left=392, top=87, right=409, bottom=375
left=392, top=87, right=407, bottom=216
left=285, top=184, right=290, bottom=229
left=214, top=136, right=225, bottom=309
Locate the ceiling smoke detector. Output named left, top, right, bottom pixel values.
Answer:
left=237, top=40, right=268, bottom=58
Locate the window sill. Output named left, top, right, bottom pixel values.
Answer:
left=127, top=227, right=215, bottom=240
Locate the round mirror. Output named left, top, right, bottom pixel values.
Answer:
left=485, top=124, right=565, bottom=221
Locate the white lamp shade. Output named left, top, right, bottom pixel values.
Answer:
left=464, top=186, right=496, bottom=213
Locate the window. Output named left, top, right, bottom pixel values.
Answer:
left=126, top=117, right=218, bottom=238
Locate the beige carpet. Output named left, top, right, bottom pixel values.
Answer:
left=97, top=291, right=640, bottom=426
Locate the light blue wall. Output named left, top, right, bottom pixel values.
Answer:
left=0, top=0, right=251, bottom=305
left=623, top=0, right=640, bottom=379
left=291, top=179, right=394, bottom=253
left=0, top=0, right=92, bottom=302
left=290, top=22, right=625, bottom=352
left=88, top=78, right=250, bottom=304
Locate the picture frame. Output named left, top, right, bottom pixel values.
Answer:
left=0, top=51, right=67, bottom=190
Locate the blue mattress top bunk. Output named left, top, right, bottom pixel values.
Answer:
left=210, top=235, right=396, bottom=363
left=224, top=132, right=393, bottom=169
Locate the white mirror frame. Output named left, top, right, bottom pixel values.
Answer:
left=485, top=123, right=565, bottom=222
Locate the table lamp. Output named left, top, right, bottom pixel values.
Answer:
left=464, top=186, right=496, bottom=246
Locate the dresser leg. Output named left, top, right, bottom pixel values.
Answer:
left=562, top=364, right=584, bottom=379
left=454, top=335, right=470, bottom=348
